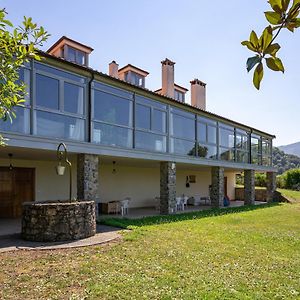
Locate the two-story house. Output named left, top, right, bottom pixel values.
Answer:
left=0, top=36, right=276, bottom=218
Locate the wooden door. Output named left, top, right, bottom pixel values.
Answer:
left=0, top=168, right=35, bottom=218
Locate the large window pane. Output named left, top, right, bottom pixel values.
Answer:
left=197, top=144, right=217, bottom=159
left=35, top=63, right=85, bottom=83
left=197, top=123, right=206, bottom=142
left=136, top=104, right=150, bottom=130
left=92, top=123, right=132, bottom=148
left=0, top=107, right=30, bottom=134
left=135, top=131, right=166, bottom=152
left=220, top=147, right=235, bottom=161
left=207, top=125, right=217, bottom=144
left=170, top=138, right=195, bottom=156
left=170, top=114, right=195, bottom=140
left=136, top=95, right=167, bottom=109
left=93, top=90, right=132, bottom=127
left=220, top=127, right=235, bottom=148
left=36, top=111, right=84, bottom=141
left=36, top=74, right=59, bottom=110
left=236, top=151, right=249, bottom=163
left=64, top=82, right=84, bottom=114
left=18, top=68, right=30, bottom=105
left=153, top=109, right=166, bottom=133
left=94, top=82, right=133, bottom=99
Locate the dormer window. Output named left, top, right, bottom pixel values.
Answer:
left=174, top=90, right=185, bottom=102
left=47, top=36, right=93, bottom=67
left=118, top=64, right=149, bottom=88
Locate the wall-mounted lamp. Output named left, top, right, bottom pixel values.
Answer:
left=112, top=161, right=117, bottom=174
left=56, top=143, right=72, bottom=201
left=8, top=153, right=13, bottom=170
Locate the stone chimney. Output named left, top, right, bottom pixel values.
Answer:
left=161, top=58, right=175, bottom=98
left=109, top=61, right=119, bottom=78
left=190, top=79, right=206, bottom=110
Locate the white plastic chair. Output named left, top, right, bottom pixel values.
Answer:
left=176, top=197, right=184, bottom=211
left=119, top=197, right=130, bottom=216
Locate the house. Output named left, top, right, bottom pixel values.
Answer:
left=0, top=36, right=276, bottom=218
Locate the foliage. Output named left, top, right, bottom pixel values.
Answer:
left=0, top=9, right=49, bottom=145
left=242, top=0, right=300, bottom=89
left=272, top=146, right=300, bottom=174
left=1, top=201, right=300, bottom=299
left=236, top=172, right=267, bottom=187
left=277, top=168, right=300, bottom=190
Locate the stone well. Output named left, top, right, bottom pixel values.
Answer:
left=22, top=200, right=96, bottom=242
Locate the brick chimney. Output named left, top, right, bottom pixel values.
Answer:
left=161, top=58, right=175, bottom=98
left=190, top=79, right=206, bottom=110
left=109, top=61, right=119, bottom=78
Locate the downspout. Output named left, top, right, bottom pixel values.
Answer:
left=87, top=71, right=95, bottom=143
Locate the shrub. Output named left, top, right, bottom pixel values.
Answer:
left=280, top=168, right=300, bottom=190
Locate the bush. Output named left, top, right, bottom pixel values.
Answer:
left=278, top=168, right=300, bottom=190
left=255, top=173, right=266, bottom=187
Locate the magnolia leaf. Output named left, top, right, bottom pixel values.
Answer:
left=266, top=57, right=285, bottom=72
left=286, top=22, right=296, bottom=31
left=282, top=0, right=291, bottom=11
left=241, top=40, right=257, bottom=52
left=264, top=11, right=283, bottom=24
left=264, top=43, right=281, bottom=56
left=250, top=31, right=259, bottom=48
left=253, top=63, right=264, bottom=90
left=246, top=56, right=261, bottom=72
left=260, top=26, right=273, bottom=50
left=268, top=0, right=283, bottom=13
left=291, top=0, right=300, bottom=11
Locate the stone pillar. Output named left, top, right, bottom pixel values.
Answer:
left=77, top=154, right=99, bottom=200
left=244, top=169, right=255, bottom=205
left=160, top=161, right=176, bottom=214
left=266, top=172, right=276, bottom=203
left=211, top=167, right=224, bottom=208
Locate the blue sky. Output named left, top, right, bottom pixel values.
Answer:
left=2, top=0, right=299, bottom=146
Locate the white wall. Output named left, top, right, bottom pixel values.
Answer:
left=0, top=158, right=77, bottom=202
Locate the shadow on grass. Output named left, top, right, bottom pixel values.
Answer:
left=99, top=202, right=282, bottom=229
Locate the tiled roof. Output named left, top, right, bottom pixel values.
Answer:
left=38, top=50, right=275, bottom=138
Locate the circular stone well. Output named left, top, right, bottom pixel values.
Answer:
left=22, top=200, right=96, bottom=242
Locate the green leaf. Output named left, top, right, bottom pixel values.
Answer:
left=253, top=63, right=264, bottom=90
left=246, top=56, right=261, bottom=72
left=264, top=43, right=281, bottom=56
left=264, top=11, right=282, bottom=24
left=282, top=0, right=291, bottom=11
left=250, top=31, right=259, bottom=47
left=260, top=26, right=273, bottom=50
left=241, top=40, right=257, bottom=52
left=268, top=0, right=284, bottom=13
left=266, top=57, right=285, bottom=72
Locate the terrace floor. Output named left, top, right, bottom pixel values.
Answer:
left=99, top=200, right=267, bottom=219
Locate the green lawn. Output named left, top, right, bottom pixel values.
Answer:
left=0, top=191, right=300, bottom=299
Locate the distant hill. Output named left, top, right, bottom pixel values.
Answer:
left=273, top=147, right=300, bottom=174
left=279, top=141, right=300, bottom=157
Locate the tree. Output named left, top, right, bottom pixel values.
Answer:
left=0, top=9, right=49, bottom=145
left=242, top=0, right=300, bottom=89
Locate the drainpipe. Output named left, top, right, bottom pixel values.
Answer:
left=87, top=72, right=95, bottom=143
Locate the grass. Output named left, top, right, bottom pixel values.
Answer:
left=0, top=191, right=300, bottom=299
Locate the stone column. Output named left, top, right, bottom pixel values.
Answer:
left=244, top=169, right=255, bottom=205
left=77, top=154, right=99, bottom=200
left=266, top=172, right=276, bottom=203
left=160, top=161, right=176, bottom=214
left=211, top=167, right=224, bottom=208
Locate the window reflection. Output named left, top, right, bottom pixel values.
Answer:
left=36, top=74, right=59, bottom=110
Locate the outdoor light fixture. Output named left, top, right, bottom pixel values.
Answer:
left=112, top=161, right=117, bottom=174
left=8, top=153, right=13, bottom=170
left=56, top=142, right=72, bottom=201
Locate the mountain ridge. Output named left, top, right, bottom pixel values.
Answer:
left=278, top=141, right=300, bottom=157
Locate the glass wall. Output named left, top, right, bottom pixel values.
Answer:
left=197, top=116, right=217, bottom=159
left=0, top=61, right=273, bottom=167
left=92, top=82, right=133, bottom=148
left=170, top=108, right=196, bottom=155
left=34, top=62, right=86, bottom=141
left=135, top=95, right=167, bottom=152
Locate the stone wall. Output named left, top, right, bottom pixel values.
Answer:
left=236, top=188, right=266, bottom=201
left=160, top=161, right=176, bottom=214
left=244, top=170, right=255, bottom=205
left=22, top=200, right=96, bottom=242
left=211, top=167, right=224, bottom=208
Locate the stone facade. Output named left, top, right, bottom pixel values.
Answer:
left=77, top=154, right=99, bottom=200
left=266, top=171, right=276, bottom=203
left=244, top=169, right=255, bottom=205
left=236, top=187, right=266, bottom=201
left=211, top=167, right=224, bottom=208
left=160, top=161, right=176, bottom=214
left=22, top=200, right=96, bottom=242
